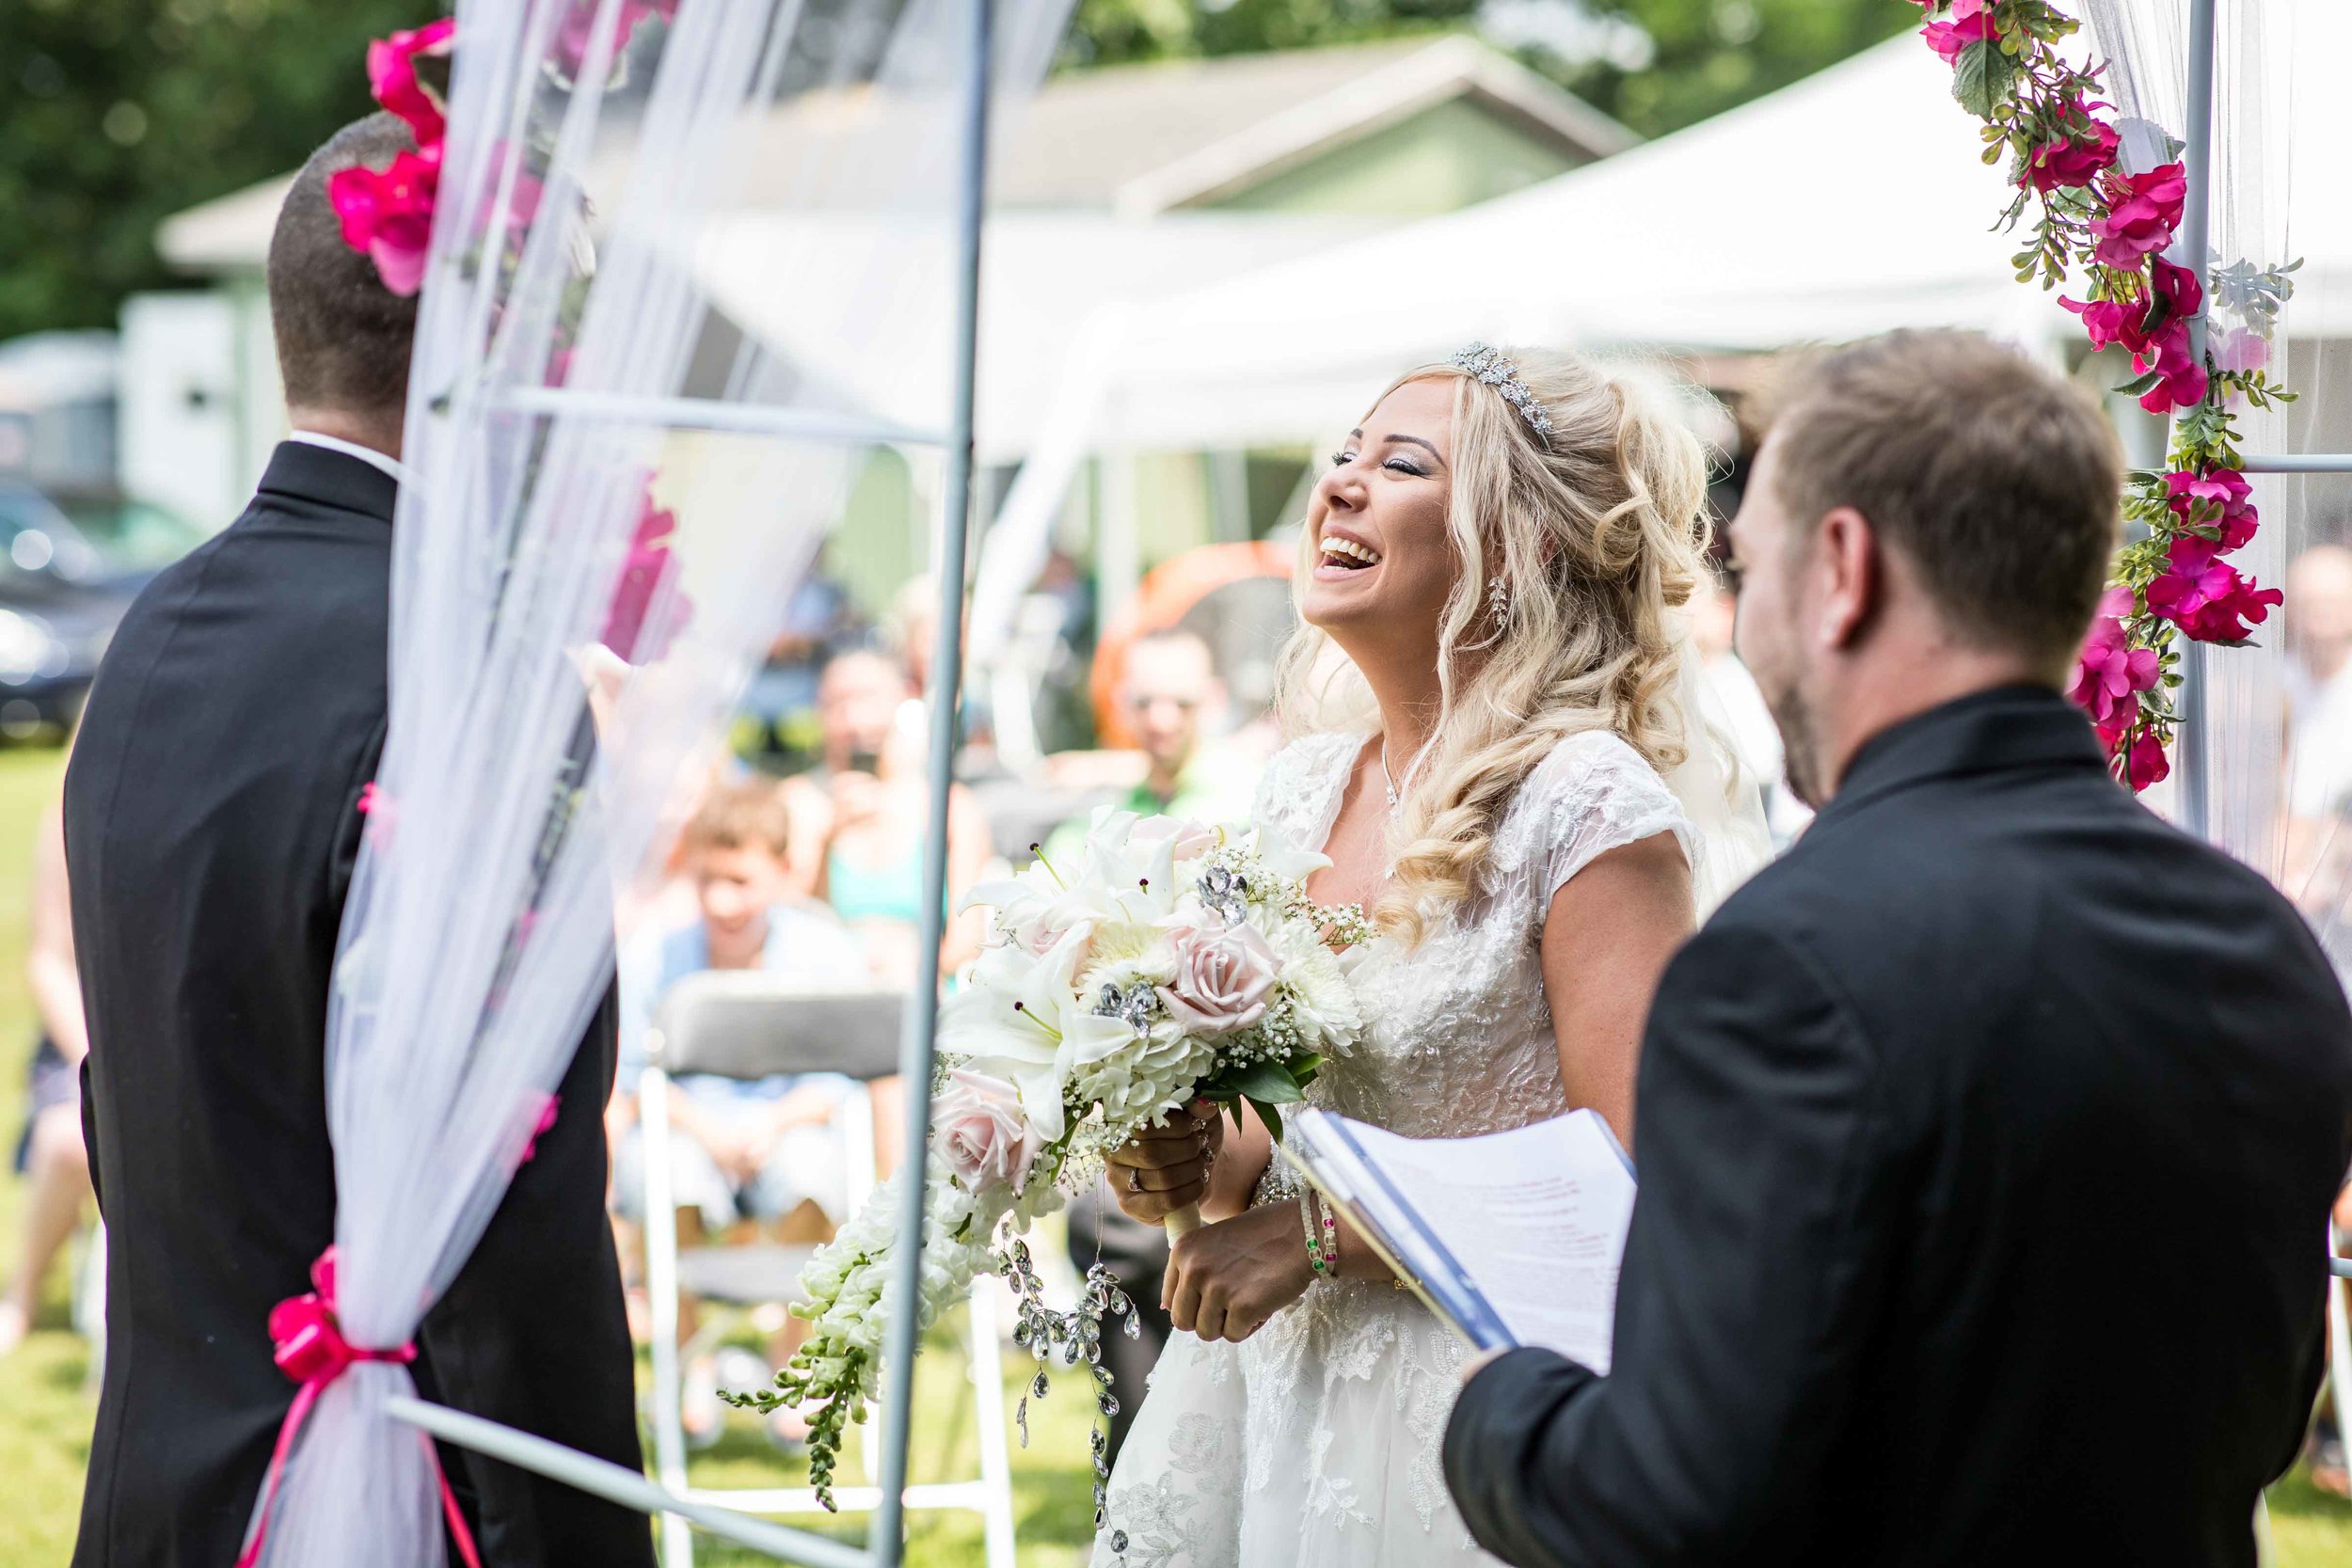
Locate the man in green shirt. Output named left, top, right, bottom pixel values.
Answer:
left=1043, top=627, right=1254, bottom=867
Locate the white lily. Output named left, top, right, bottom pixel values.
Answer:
left=943, top=928, right=1135, bottom=1143
left=1248, top=823, right=1334, bottom=887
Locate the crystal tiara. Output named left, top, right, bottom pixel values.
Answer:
left=1451, top=342, right=1554, bottom=447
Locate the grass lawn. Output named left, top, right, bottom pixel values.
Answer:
left=3, top=738, right=2350, bottom=1564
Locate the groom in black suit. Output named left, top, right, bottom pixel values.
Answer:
left=65, top=115, right=654, bottom=1567
left=1444, top=330, right=2352, bottom=1566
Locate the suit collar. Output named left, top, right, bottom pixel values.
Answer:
left=255, top=438, right=398, bottom=525
left=1819, top=685, right=2107, bottom=823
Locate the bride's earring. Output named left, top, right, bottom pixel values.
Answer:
left=1461, top=574, right=1510, bottom=652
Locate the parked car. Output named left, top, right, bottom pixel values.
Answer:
left=0, top=482, right=204, bottom=738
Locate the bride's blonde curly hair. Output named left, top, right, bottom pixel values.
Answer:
left=1273, top=348, right=1715, bottom=946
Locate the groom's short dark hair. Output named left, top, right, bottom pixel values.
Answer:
left=266, top=113, right=421, bottom=418
left=1761, top=330, right=2122, bottom=668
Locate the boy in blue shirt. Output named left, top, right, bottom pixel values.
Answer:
left=610, top=783, right=867, bottom=1244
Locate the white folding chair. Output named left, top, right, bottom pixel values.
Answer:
left=639, top=972, right=1015, bottom=1568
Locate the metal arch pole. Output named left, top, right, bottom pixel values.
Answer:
left=872, top=0, right=993, bottom=1561
left=2243, top=454, right=2352, bottom=474
left=2172, top=0, right=2219, bottom=842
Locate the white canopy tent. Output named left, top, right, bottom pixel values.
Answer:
left=692, top=211, right=1376, bottom=464
left=968, top=35, right=2073, bottom=656
left=1020, top=36, right=2069, bottom=455
left=972, top=15, right=2352, bottom=662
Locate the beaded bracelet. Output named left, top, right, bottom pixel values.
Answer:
left=1300, top=1191, right=1332, bottom=1277
left=1316, top=1192, right=1340, bottom=1272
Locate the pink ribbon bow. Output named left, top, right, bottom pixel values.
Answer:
left=235, top=1248, right=483, bottom=1568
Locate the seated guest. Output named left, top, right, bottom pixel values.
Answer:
left=610, top=783, right=867, bottom=1243
left=1, top=792, right=91, bottom=1354
left=813, top=648, right=991, bottom=988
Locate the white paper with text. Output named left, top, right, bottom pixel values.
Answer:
left=1306, top=1109, right=1637, bottom=1372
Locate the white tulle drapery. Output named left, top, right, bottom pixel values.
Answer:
left=243, top=1, right=1071, bottom=1564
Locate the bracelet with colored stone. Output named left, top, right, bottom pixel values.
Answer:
left=1300, top=1192, right=1332, bottom=1277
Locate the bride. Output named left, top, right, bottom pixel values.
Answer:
left=1093, top=344, right=1755, bottom=1566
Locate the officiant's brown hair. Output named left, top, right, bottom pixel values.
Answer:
left=1758, top=329, right=2122, bottom=669
left=265, top=113, right=421, bottom=418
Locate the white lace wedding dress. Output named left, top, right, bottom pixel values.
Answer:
left=1092, top=725, right=1693, bottom=1568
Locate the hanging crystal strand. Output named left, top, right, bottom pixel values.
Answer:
left=994, top=1240, right=1140, bottom=1532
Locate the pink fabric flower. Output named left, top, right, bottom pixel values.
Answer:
left=2144, top=536, right=2283, bottom=644
left=2061, top=294, right=2154, bottom=357
left=2165, top=467, right=2258, bottom=550
left=1158, top=921, right=1280, bottom=1037
left=1921, top=0, right=1996, bottom=66
left=511, top=1093, right=562, bottom=1172
left=2023, top=119, right=2119, bottom=193
left=601, top=488, right=694, bottom=662
left=933, top=1069, right=1043, bottom=1193
left=2090, top=163, right=2187, bottom=268
left=367, top=18, right=455, bottom=148
left=553, top=0, right=680, bottom=76
left=2124, top=728, right=2171, bottom=793
left=2132, top=317, right=2209, bottom=414
left=2147, top=255, right=2202, bottom=323
left=2214, top=328, right=2270, bottom=375
left=2069, top=587, right=2159, bottom=736
left=327, top=146, right=440, bottom=297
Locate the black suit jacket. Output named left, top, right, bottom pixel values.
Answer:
left=1445, top=686, right=2352, bottom=1568
left=66, top=441, right=654, bottom=1568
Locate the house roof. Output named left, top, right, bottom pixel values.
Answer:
left=158, top=35, right=1631, bottom=270
left=979, top=35, right=1635, bottom=214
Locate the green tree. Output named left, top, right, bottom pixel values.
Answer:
left=0, top=0, right=430, bottom=342
left=0, top=0, right=1915, bottom=346
left=1549, top=0, right=1914, bottom=135
left=1062, top=0, right=1481, bottom=68
left=1061, top=0, right=1915, bottom=136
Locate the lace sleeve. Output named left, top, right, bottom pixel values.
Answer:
left=1490, top=730, right=1692, bottom=929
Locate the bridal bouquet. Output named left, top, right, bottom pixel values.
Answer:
left=731, top=811, right=1374, bottom=1512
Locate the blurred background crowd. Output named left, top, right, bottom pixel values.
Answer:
left=5, top=2, right=2352, bottom=1563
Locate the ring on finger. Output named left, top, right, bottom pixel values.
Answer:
left=1127, top=1167, right=1144, bottom=1193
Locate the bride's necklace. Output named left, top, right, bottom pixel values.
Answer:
left=1378, top=741, right=1406, bottom=816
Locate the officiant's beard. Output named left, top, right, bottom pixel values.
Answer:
left=1768, top=680, right=1825, bottom=810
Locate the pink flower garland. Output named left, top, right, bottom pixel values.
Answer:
left=1915, top=1, right=2293, bottom=792
left=327, top=19, right=454, bottom=296
left=330, top=8, right=680, bottom=297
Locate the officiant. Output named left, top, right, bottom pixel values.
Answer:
left=1442, top=330, right=2352, bottom=1567
left=62, top=115, right=653, bottom=1568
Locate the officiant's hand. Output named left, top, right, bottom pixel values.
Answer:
left=1105, top=1105, right=1222, bottom=1223
left=1165, top=1202, right=1314, bottom=1343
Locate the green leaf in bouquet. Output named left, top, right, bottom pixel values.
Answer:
left=1248, top=1096, right=1287, bottom=1145
left=1226, top=1058, right=1307, bottom=1105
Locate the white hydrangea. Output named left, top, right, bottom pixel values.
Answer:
left=1073, top=1020, right=1219, bottom=1136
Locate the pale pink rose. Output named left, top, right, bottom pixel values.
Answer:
left=933, top=1069, right=1043, bottom=1192
left=1158, top=922, right=1279, bottom=1036
left=1131, top=816, right=1218, bottom=861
